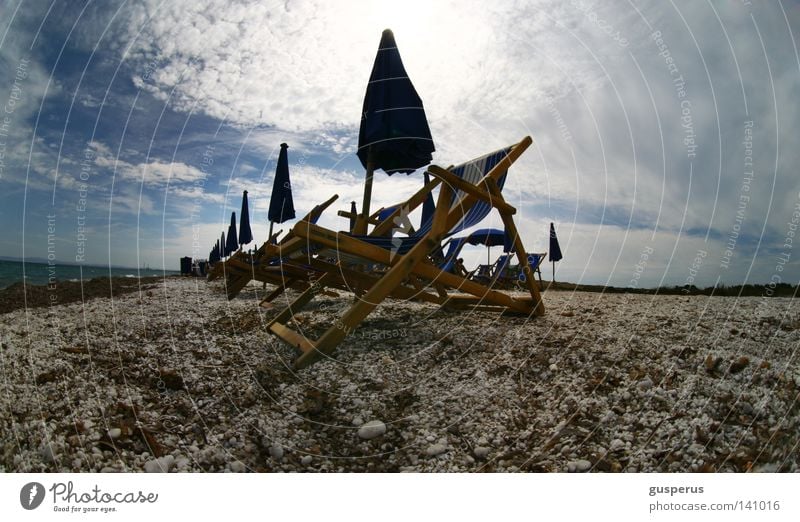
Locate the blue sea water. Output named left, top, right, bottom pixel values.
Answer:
left=0, top=259, right=177, bottom=289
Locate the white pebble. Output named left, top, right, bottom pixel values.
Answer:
left=357, top=420, right=386, bottom=440
left=426, top=444, right=447, bottom=457
left=610, top=439, right=625, bottom=452
left=473, top=446, right=490, bottom=459
left=230, top=461, right=246, bottom=472
left=567, top=459, right=592, bottom=472
left=144, top=455, right=174, bottom=473
left=269, top=444, right=284, bottom=460
left=108, top=428, right=122, bottom=439
left=301, top=455, right=313, bottom=466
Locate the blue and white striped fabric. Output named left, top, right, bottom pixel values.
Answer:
left=349, top=145, right=514, bottom=255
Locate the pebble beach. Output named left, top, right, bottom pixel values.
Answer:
left=1, top=276, right=798, bottom=472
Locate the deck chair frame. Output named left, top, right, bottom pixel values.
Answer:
left=267, top=136, right=544, bottom=369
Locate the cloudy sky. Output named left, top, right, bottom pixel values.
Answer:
left=1, top=0, right=799, bottom=287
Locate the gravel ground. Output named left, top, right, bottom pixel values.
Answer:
left=1, top=277, right=798, bottom=472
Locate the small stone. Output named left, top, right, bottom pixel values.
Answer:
left=568, top=459, right=592, bottom=472
left=352, top=417, right=364, bottom=426
left=100, top=467, right=117, bottom=473
left=108, top=428, right=122, bottom=439
left=610, top=439, right=625, bottom=452
left=425, top=443, right=447, bottom=457
left=357, top=420, right=387, bottom=440
left=549, top=363, right=558, bottom=371
left=269, top=444, right=284, bottom=460
left=301, top=455, right=313, bottom=466
left=473, top=446, right=490, bottom=459
left=230, top=461, right=246, bottom=472
left=39, top=444, right=56, bottom=464
left=637, top=377, right=653, bottom=391
left=144, top=455, right=174, bottom=473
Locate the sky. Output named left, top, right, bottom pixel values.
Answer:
left=0, top=0, right=799, bottom=288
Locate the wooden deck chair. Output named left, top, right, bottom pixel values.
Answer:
left=266, top=136, right=544, bottom=369
left=516, top=252, right=546, bottom=289
left=208, top=195, right=339, bottom=299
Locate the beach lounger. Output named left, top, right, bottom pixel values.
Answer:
left=208, top=195, right=339, bottom=299
left=267, top=136, right=545, bottom=369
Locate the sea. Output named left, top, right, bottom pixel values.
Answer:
left=0, top=259, right=177, bottom=289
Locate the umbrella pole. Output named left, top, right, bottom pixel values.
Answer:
left=552, top=260, right=555, bottom=283
left=356, top=160, right=375, bottom=235
left=268, top=221, right=274, bottom=243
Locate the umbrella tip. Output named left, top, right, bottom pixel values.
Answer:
left=243, top=190, right=248, bottom=194
left=382, top=28, right=393, bottom=36
left=280, top=142, right=288, bottom=149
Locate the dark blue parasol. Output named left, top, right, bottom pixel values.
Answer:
left=268, top=143, right=296, bottom=225
left=226, top=212, right=238, bottom=256
left=355, top=29, right=435, bottom=233
left=548, top=222, right=562, bottom=282
left=239, top=190, right=253, bottom=246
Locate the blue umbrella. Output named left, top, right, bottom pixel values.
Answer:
left=239, top=190, right=253, bottom=246
left=355, top=29, right=435, bottom=232
left=465, top=228, right=513, bottom=250
left=462, top=228, right=514, bottom=266
left=226, top=212, right=238, bottom=256
left=548, top=222, right=563, bottom=282
left=268, top=143, right=296, bottom=240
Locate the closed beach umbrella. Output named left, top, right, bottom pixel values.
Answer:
left=349, top=201, right=357, bottom=232
left=548, top=222, right=563, bottom=282
left=355, top=28, right=435, bottom=233
left=239, top=190, right=253, bottom=246
left=220, top=231, right=226, bottom=259
left=226, top=212, right=238, bottom=256
left=268, top=143, right=296, bottom=240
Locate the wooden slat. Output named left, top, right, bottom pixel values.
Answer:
left=225, top=274, right=251, bottom=300
left=269, top=322, right=317, bottom=354
left=293, top=221, right=532, bottom=314
left=267, top=272, right=333, bottom=329
left=484, top=179, right=545, bottom=316
left=307, top=259, right=442, bottom=305
left=427, top=165, right=516, bottom=215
